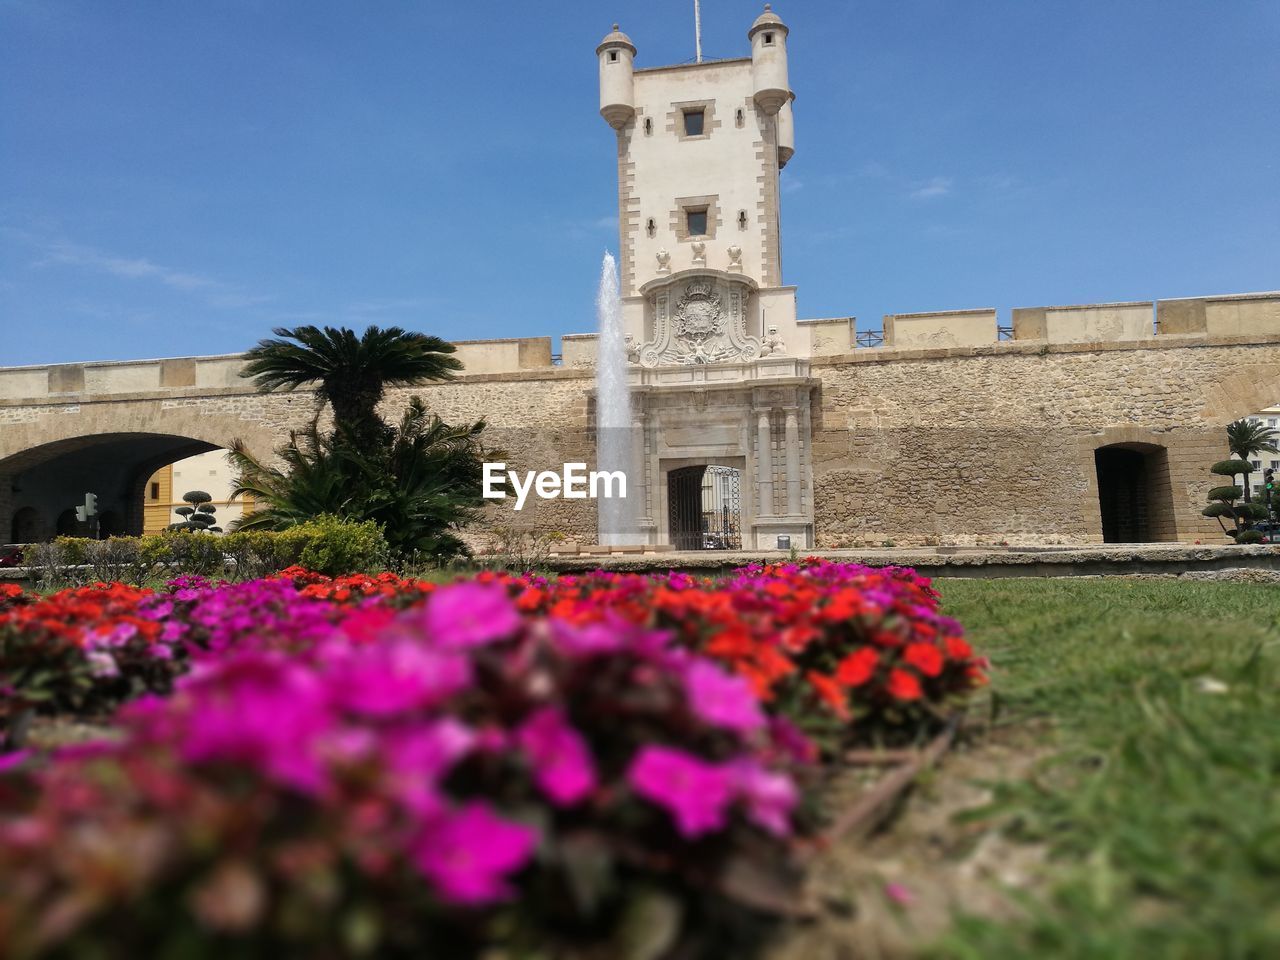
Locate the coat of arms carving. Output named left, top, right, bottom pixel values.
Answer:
left=637, top=275, right=760, bottom=367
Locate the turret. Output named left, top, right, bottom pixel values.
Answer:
left=748, top=4, right=790, bottom=115
left=597, top=24, right=637, bottom=130
left=776, top=96, right=796, bottom=167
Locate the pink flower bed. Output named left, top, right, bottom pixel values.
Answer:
left=0, top=561, right=986, bottom=955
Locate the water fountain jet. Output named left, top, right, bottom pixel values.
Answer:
left=595, top=252, right=641, bottom=545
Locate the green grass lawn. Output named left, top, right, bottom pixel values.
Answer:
left=927, top=577, right=1280, bottom=959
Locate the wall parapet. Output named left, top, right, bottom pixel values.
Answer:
left=3, top=290, right=1277, bottom=406
left=1157, top=291, right=1280, bottom=338
left=796, top=290, right=1278, bottom=353
left=808, top=330, right=1280, bottom=368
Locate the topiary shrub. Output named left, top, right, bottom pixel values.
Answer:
left=1211, top=459, right=1255, bottom=477
left=169, top=491, right=222, bottom=534
left=1236, top=529, right=1265, bottom=544
left=1205, top=450, right=1265, bottom=543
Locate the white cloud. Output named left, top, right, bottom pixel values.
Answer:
left=910, top=176, right=953, bottom=200
left=36, top=240, right=219, bottom=291
left=7, top=229, right=274, bottom=310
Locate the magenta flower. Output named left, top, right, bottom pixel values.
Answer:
left=627, top=745, right=734, bottom=838
left=729, top=759, right=798, bottom=837
left=0, top=749, right=31, bottom=774
left=768, top=715, right=818, bottom=765
left=515, top=707, right=597, bottom=807
left=383, top=719, right=476, bottom=819
left=178, top=653, right=333, bottom=795
left=683, top=659, right=765, bottom=734
left=412, top=802, right=538, bottom=904
left=422, top=583, right=522, bottom=649
left=328, top=639, right=471, bottom=717
left=551, top=619, right=624, bottom=655
left=885, top=882, right=915, bottom=906
left=92, top=621, right=137, bottom=648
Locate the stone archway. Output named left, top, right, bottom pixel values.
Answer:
left=0, top=433, right=225, bottom=540
left=1094, top=443, right=1176, bottom=543
left=9, top=506, right=40, bottom=544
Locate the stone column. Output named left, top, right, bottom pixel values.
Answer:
left=630, top=420, right=648, bottom=525
left=784, top=407, right=801, bottom=516
left=756, top=409, right=774, bottom=517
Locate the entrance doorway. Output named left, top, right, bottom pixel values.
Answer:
left=10, top=507, right=39, bottom=544
left=1094, top=444, right=1174, bottom=543
left=668, top=464, right=743, bottom=550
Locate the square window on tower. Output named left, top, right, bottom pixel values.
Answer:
left=683, top=109, right=705, bottom=137
left=687, top=208, right=708, bottom=236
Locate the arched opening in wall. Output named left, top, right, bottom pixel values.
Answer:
left=0, top=433, right=237, bottom=542
left=141, top=449, right=253, bottom=536
left=1235, top=404, right=1280, bottom=503
left=55, top=509, right=78, bottom=537
left=9, top=506, right=40, bottom=544
left=1222, top=403, right=1280, bottom=543
left=668, top=464, right=742, bottom=550
left=1094, top=443, right=1175, bottom=543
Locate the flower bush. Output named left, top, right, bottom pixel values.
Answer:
left=0, top=561, right=986, bottom=755
left=0, top=583, right=173, bottom=741
left=492, top=560, right=985, bottom=749
left=0, top=583, right=809, bottom=957
left=0, top=559, right=988, bottom=954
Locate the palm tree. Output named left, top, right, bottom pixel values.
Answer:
left=240, top=326, right=463, bottom=447
left=1226, top=418, right=1280, bottom=502
left=228, top=398, right=493, bottom=559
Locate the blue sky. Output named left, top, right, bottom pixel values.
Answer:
left=3, top=0, right=1277, bottom=367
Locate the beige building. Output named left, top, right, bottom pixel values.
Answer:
left=1245, top=404, right=1280, bottom=500
left=143, top=450, right=252, bottom=535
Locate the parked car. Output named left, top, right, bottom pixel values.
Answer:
left=0, top=545, right=24, bottom=568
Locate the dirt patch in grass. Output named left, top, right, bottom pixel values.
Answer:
left=768, top=720, right=1056, bottom=960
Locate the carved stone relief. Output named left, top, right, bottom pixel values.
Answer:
left=638, top=276, right=761, bottom=367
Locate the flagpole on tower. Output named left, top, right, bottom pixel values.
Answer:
left=694, top=0, right=703, bottom=62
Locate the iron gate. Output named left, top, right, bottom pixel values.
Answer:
left=668, top=464, right=743, bottom=550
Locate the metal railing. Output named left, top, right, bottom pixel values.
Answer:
left=997, top=325, right=1014, bottom=341
left=550, top=354, right=563, bottom=366
left=855, top=329, right=885, bottom=348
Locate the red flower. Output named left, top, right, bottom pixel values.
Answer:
left=515, top=587, right=545, bottom=612
left=944, top=636, right=973, bottom=661
left=806, top=670, right=850, bottom=719
left=903, top=643, right=944, bottom=678
left=886, top=669, right=922, bottom=701
left=820, top=589, right=862, bottom=622
left=834, top=647, right=878, bottom=687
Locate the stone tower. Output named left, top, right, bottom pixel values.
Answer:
left=597, top=6, right=800, bottom=367
left=592, top=6, right=815, bottom=552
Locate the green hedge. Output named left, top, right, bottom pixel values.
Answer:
left=24, top=516, right=388, bottom=588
